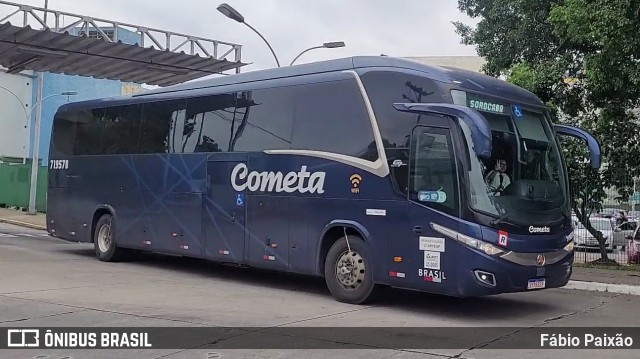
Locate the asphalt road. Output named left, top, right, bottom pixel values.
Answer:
left=1, top=222, right=639, bottom=359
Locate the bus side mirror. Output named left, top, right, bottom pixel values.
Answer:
left=393, top=103, right=492, bottom=159
left=554, top=125, right=601, bottom=170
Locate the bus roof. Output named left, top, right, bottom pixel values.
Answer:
left=57, top=56, right=544, bottom=112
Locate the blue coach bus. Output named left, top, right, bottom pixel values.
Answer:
left=47, top=56, right=601, bottom=304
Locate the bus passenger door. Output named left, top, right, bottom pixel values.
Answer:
left=203, top=159, right=247, bottom=264
left=399, top=121, right=460, bottom=286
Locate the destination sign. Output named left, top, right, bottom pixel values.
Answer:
left=466, top=94, right=509, bottom=114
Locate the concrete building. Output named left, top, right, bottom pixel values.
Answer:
left=403, top=56, right=486, bottom=72
left=0, top=27, right=144, bottom=211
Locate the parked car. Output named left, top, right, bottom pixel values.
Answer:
left=593, top=208, right=618, bottom=219
left=572, top=217, right=613, bottom=252
left=627, top=211, right=640, bottom=221
left=625, top=227, right=640, bottom=264
left=612, top=221, right=637, bottom=250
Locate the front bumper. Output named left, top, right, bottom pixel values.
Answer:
left=455, top=246, right=574, bottom=297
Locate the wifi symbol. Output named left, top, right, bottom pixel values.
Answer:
left=350, top=174, right=362, bottom=187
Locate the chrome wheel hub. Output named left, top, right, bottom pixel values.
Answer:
left=97, top=224, right=112, bottom=253
left=335, top=250, right=365, bottom=289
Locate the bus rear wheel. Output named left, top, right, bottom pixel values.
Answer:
left=324, top=235, right=376, bottom=304
left=94, top=214, right=130, bottom=262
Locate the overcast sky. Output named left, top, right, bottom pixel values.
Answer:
left=13, top=0, right=479, bottom=73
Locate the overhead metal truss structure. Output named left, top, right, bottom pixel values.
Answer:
left=0, top=0, right=246, bottom=86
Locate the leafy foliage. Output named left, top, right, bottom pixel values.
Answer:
left=455, top=0, right=640, bottom=262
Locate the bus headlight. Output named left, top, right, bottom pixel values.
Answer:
left=480, top=243, right=505, bottom=256
left=458, top=233, right=504, bottom=256
left=563, top=240, right=574, bottom=253
left=430, top=223, right=504, bottom=256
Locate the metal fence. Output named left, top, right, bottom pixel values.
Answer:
left=570, top=174, right=640, bottom=266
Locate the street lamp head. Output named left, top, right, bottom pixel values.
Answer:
left=217, top=3, right=245, bottom=23
left=323, top=41, right=345, bottom=49
left=60, top=91, right=77, bottom=96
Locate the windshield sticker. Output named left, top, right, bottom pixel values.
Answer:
left=498, top=230, right=508, bottom=247
left=236, top=193, right=244, bottom=206
left=418, top=190, right=447, bottom=203
left=513, top=105, right=523, bottom=118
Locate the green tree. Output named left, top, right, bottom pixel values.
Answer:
left=454, top=0, right=640, bottom=263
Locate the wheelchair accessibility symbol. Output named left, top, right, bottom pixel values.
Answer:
left=236, top=193, right=244, bottom=206
left=513, top=105, right=523, bottom=118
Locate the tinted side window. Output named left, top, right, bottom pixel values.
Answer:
left=361, top=71, right=444, bottom=149
left=181, top=94, right=237, bottom=153
left=291, top=79, right=378, bottom=161
left=101, top=105, right=142, bottom=154
left=140, top=99, right=186, bottom=154
left=231, top=88, right=294, bottom=151
left=51, top=112, right=78, bottom=157
left=74, top=108, right=105, bottom=155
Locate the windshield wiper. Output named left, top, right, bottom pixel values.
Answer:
left=489, top=203, right=516, bottom=227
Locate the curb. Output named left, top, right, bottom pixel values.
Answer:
left=0, top=218, right=46, bottom=231
left=566, top=280, right=640, bottom=296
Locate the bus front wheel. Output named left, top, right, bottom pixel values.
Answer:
left=94, top=214, right=129, bottom=262
left=324, top=235, right=377, bottom=304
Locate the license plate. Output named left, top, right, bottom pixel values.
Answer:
left=527, top=278, right=546, bottom=290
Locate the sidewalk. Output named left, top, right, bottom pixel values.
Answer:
left=0, top=207, right=46, bottom=230
left=1, top=208, right=640, bottom=294
left=566, top=266, right=640, bottom=295
left=571, top=267, right=640, bottom=287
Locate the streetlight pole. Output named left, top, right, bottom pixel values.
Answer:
left=217, top=3, right=281, bottom=67
left=0, top=85, right=32, bottom=163
left=289, top=42, right=346, bottom=66
left=27, top=88, right=77, bottom=215
left=0, top=85, right=31, bottom=122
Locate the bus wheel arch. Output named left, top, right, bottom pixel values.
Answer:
left=91, top=206, right=114, bottom=243
left=317, top=222, right=370, bottom=276
left=318, top=221, right=381, bottom=304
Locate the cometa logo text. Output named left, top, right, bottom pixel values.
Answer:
left=231, top=163, right=326, bottom=194
left=529, top=226, right=551, bottom=233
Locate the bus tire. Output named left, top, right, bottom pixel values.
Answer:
left=324, top=235, right=377, bottom=304
left=94, top=214, right=129, bottom=262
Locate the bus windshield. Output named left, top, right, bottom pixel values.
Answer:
left=454, top=91, right=569, bottom=226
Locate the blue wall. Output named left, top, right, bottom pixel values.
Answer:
left=31, top=27, right=142, bottom=163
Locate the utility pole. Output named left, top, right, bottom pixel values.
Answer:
left=28, top=72, right=45, bottom=214
left=29, top=0, right=49, bottom=214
